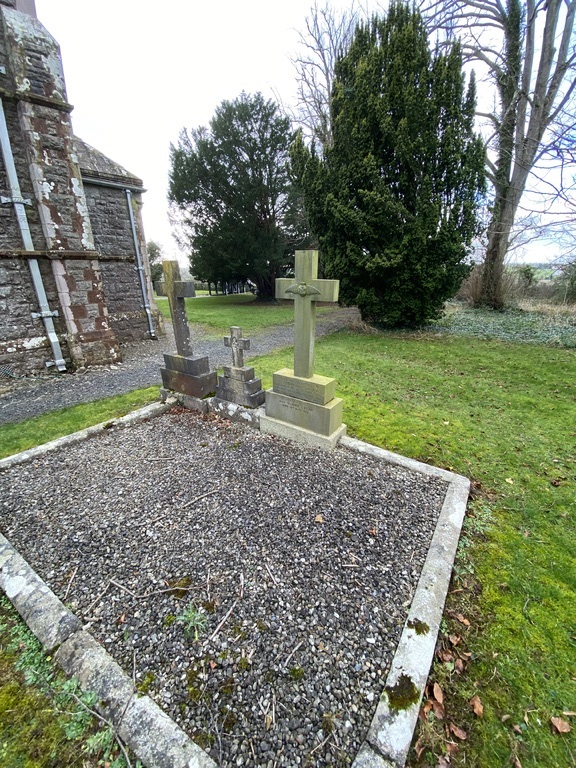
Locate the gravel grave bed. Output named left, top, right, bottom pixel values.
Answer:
left=0, top=407, right=447, bottom=767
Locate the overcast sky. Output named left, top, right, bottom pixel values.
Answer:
left=32, top=1, right=562, bottom=265
left=33, top=0, right=357, bottom=261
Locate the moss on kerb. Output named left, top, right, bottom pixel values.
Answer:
left=384, top=673, right=420, bottom=711
left=407, top=618, right=430, bottom=635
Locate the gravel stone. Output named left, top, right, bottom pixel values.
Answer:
left=0, top=407, right=447, bottom=767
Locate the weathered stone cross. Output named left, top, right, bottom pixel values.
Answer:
left=276, top=250, right=339, bottom=378
left=224, top=326, right=250, bottom=368
left=154, top=261, right=196, bottom=357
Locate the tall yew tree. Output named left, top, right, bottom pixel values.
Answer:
left=169, top=93, right=307, bottom=299
left=292, top=2, right=485, bottom=327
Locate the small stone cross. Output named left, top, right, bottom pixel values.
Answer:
left=224, top=326, right=250, bottom=368
left=276, top=250, right=339, bottom=378
left=154, top=261, right=196, bottom=357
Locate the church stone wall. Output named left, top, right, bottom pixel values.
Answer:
left=0, top=2, right=160, bottom=375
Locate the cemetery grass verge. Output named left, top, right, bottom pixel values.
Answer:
left=252, top=330, right=575, bottom=768
left=0, top=596, right=138, bottom=767
left=0, top=386, right=159, bottom=460
left=155, top=294, right=329, bottom=337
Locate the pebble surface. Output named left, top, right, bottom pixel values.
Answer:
left=0, top=408, right=447, bottom=767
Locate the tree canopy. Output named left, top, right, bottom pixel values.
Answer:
left=419, top=0, right=576, bottom=308
left=168, top=92, right=309, bottom=299
left=291, top=2, right=486, bottom=327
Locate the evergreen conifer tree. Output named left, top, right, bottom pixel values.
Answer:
left=291, top=2, right=485, bottom=326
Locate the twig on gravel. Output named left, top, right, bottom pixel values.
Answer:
left=140, top=489, right=220, bottom=526
left=109, top=578, right=194, bottom=600
left=309, top=732, right=332, bottom=756
left=182, top=488, right=220, bottom=509
left=206, top=599, right=238, bottom=644
left=63, top=565, right=79, bottom=601
left=283, top=640, right=303, bottom=669
left=265, top=562, right=279, bottom=585
left=239, top=572, right=244, bottom=599
left=83, top=581, right=110, bottom=616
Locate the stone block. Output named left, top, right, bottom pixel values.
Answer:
left=222, top=365, right=255, bottom=382
left=264, top=389, right=343, bottom=436
left=272, top=368, right=337, bottom=405
left=163, top=353, right=210, bottom=376
left=215, top=386, right=265, bottom=408
left=55, top=631, right=134, bottom=723
left=160, top=368, right=217, bottom=399
left=217, top=376, right=263, bottom=396
left=259, top=413, right=346, bottom=451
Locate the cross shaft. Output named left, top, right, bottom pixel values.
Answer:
left=276, top=250, right=339, bottom=378
left=154, top=260, right=196, bottom=357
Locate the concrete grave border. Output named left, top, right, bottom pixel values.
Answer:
left=0, top=401, right=469, bottom=768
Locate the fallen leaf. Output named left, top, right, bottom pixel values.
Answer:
left=439, top=650, right=454, bottom=663
left=446, top=741, right=459, bottom=755
left=449, top=723, right=468, bottom=740
left=436, top=757, right=451, bottom=767
left=455, top=614, right=470, bottom=627
left=419, top=701, right=433, bottom=721
left=551, top=717, right=571, bottom=734
left=505, top=477, right=514, bottom=484
left=314, top=514, right=324, bottom=523
left=209, top=660, right=217, bottom=670
left=449, top=634, right=462, bottom=646
left=454, top=658, right=465, bottom=674
left=501, top=714, right=511, bottom=723
left=562, top=711, right=576, bottom=717
left=264, top=713, right=273, bottom=730
left=512, top=724, right=523, bottom=734
left=433, top=682, right=444, bottom=705
left=432, top=700, right=445, bottom=720
left=512, top=758, right=523, bottom=768
left=414, top=737, right=426, bottom=759
left=368, top=527, right=377, bottom=535
left=470, top=694, right=484, bottom=717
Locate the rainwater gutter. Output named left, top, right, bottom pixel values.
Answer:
left=125, top=188, right=156, bottom=339
left=0, top=98, right=66, bottom=371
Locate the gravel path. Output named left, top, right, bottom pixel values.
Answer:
left=0, top=307, right=360, bottom=426
left=0, top=408, right=447, bottom=767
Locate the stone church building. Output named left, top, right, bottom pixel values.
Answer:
left=0, top=0, right=161, bottom=375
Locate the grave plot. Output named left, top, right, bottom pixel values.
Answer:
left=0, top=408, right=448, bottom=768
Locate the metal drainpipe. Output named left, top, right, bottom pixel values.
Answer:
left=0, top=98, right=66, bottom=371
left=125, top=188, right=156, bottom=338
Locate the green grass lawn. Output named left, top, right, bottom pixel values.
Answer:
left=0, top=387, right=160, bottom=460
left=1, top=308, right=575, bottom=767
left=155, top=293, right=330, bottom=336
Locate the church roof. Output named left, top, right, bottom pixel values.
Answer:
left=73, top=136, right=144, bottom=190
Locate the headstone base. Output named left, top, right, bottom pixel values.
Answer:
left=272, top=368, right=336, bottom=405
left=161, top=367, right=217, bottom=399
left=259, top=413, right=346, bottom=452
left=160, top=388, right=209, bottom=413
left=264, top=389, right=343, bottom=436
left=216, top=369, right=265, bottom=408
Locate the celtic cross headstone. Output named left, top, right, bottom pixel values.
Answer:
left=260, top=250, right=346, bottom=450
